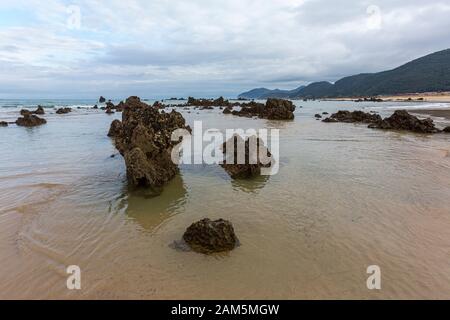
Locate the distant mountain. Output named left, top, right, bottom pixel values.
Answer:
left=238, top=49, right=450, bottom=99
left=238, top=86, right=305, bottom=99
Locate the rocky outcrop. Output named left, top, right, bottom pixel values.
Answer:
left=108, top=119, right=123, bottom=137
left=187, top=96, right=230, bottom=107
left=16, top=114, right=47, bottom=127
left=315, top=114, right=322, bottom=119
left=183, top=218, right=239, bottom=254
left=368, top=110, right=440, bottom=133
left=34, top=106, right=45, bottom=115
left=105, top=108, right=115, bottom=114
left=322, top=110, right=382, bottom=123
left=231, top=99, right=295, bottom=120
left=110, top=96, right=189, bottom=190
left=221, top=135, right=273, bottom=179
left=223, top=106, right=233, bottom=114
left=443, top=126, right=450, bottom=133
left=56, top=107, right=72, bottom=114
left=0, top=121, right=8, bottom=127
left=99, top=96, right=106, bottom=103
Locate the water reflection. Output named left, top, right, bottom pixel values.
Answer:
left=230, top=174, right=270, bottom=193
left=124, top=174, right=188, bottom=232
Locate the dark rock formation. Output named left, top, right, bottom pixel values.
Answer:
left=355, top=97, right=383, bottom=102
left=322, top=112, right=329, bottom=115
left=110, top=96, right=189, bottom=190
left=93, top=104, right=98, bottom=109
left=223, top=106, right=233, bottom=114
left=187, top=96, right=230, bottom=107
left=0, top=121, right=8, bottom=127
left=34, top=106, right=45, bottom=115
left=322, top=110, right=381, bottom=123
left=105, top=108, right=115, bottom=114
left=56, top=107, right=72, bottom=114
left=183, top=218, right=239, bottom=254
left=16, top=114, right=47, bottom=127
left=368, top=110, right=440, bottom=133
left=315, top=114, right=322, bottom=118
left=443, top=126, right=450, bottom=133
left=105, top=101, right=115, bottom=109
left=108, top=119, right=123, bottom=137
left=221, top=135, right=273, bottom=179
left=99, top=96, right=106, bottom=103
left=231, top=99, right=295, bottom=120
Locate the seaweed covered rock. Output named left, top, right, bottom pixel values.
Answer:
left=56, top=107, right=72, bottom=114
left=368, top=110, right=440, bottom=133
left=231, top=99, right=295, bottom=120
left=183, top=218, right=239, bottom=254
left=322, top=110, right=381, bottom=123
left=16, top=114, right=47, bottom=127
left=110, top=96, right=189, bottom=190
left=221, top=135, right=273, bottom=179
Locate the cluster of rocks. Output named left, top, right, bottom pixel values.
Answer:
left=226, top=98, right=296, bottom=120
left=108, top=96, right=190, bottom=191
left=20, top=106, right=45, bottom=116
left=182, top=218, right=239, bottom=254
left=322, top=110, right=381, bottom=123
left=354, top=97, right=384, bottom=102
left=322, top=109, right=448, bottom=134
left=187, top=96, right=232, bottom=108
left=368, top=110, right=441, bottom=133
left=220, top=135, right=273, bottom=179
left=56, top=107, right=72, bottom=114
left=16, top=113, right=47, bottom=127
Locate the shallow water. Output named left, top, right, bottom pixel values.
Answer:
left=1, top=99, right=450, bottom=299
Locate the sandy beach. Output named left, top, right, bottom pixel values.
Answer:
left=410, top=109, right=450, bottom=120
left=328, top=92, right=450, bottom=103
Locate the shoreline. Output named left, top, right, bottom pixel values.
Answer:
left=409, top=109, right=450, bottom=120
left=324, top=92, right=450, bottom=103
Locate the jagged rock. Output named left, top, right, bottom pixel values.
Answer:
left=443, top=126, right=450, bottom=133
left=0, top=121, right=8, bottom=127
left=93, top=105, right=98, bottom=109
left=56, top=107, right=72, bottom=114
left=16, top=114, right=47, bottom=127
left=110, top=96, right=189, bottom=190
left=223, top=106, right=233, bottom=114
left=221, top=135, right=273, bottom=179
left=322, top=110, right=381, bottom=123
left=108, top=119, right=123, bottom=137
left=187, top=96, right=230, bottom=107
left=106, top=101, right=115, bottom=109
left=99, top=96, right=106, bottom=103
left=34, top=106, right=45, bottom=115
left=368, top=110, right=440, bottom=133
left=183, top=218, right=239, bottom=254
left=231, top=99, right=295, bottom=120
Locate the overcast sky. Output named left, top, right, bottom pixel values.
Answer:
left=1, top=0, right=449, bottom=99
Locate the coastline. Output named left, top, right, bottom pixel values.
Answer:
left=324, top=92, right=450, bottom=103
left=410, top=109, right=450, bottom=120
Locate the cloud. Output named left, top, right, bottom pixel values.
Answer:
left=0, top=0, right=450, bottom=98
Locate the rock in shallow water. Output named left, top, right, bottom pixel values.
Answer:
left=443, top=126, right=450, bottom=133
left=0, top=121, right=8, bottom=127
left=183, top=218, right=239, bottom=254
left=56, top=107, right=72, bottom=114
left=109, top=96, right=190, bottom=190
left=231, top=98, right=295, bottom=120
left=16, top=114, right=47, bottom=127
left=322, top=110, right=381, bottom=124
left=368, top=110, right=440, bottom=133
left=220, top=135, right=273, bottom=179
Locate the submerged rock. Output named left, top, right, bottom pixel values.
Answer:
left=110, top=96, right=189, bottom=190
left=183, top=218, right=239, bottom=254
left=368, top=110, right=440, bottom=133
left=322, top=110, right=381, bottom=124
left=221, top=135, right=273, bottom=179
left=56, top=107, right=72, bottom=114
left=16, top=114, right=47, bottom=127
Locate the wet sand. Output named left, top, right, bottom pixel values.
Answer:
left=410, top=109, right=450, bottom=120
